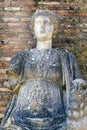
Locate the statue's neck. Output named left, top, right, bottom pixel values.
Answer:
left=36, top=40, right=52, bottom=50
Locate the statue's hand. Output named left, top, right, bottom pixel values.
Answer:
left=68, top=78, right=87, bottom=130
left=4, top=118, right=22, bottom=130
left=6, top=77, right=18, bottom=89
left=68, top=88, right=87, bottom=130
left=68, top=78, right=87, bottom=120
left=72, top=78, right=87, bottom=91
left=6, top=69, right=19, bottom=90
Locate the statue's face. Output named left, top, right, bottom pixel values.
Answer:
left=34, top=16, right=53, bottom=41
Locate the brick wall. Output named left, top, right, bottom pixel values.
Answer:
left=0, top=0, right=87, bottom=121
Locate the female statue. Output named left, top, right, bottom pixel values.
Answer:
left=1, top=10, right=86, bottom=130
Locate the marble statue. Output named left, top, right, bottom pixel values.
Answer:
left=1, top=10, right=87, bottom=130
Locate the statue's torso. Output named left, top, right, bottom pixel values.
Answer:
left=8, top=49, right=67, bottom=130
left=15, top=49, right=65, bottom=117
left=2, top=48, right=84, bottom=130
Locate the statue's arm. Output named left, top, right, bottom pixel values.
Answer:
left=6, top=50, right=27, bottom=90
left=67, top=53, right=87, bottom=129
left=69, top=52, right=87, bottom=90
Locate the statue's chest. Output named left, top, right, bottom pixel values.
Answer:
left=24, top=50, right=62, bottom=81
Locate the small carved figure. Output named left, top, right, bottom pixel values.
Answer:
left=1, top=10, right=87, bottom=130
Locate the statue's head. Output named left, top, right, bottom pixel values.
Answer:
left=30, top=10, right=58, bottom=41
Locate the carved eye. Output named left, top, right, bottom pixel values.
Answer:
left=35, top=20, right=51, bottom=26
left=36, top=21, right=41, bottom=24
left=44, top=20, right=51, bottom=25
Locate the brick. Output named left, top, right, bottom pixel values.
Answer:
left=81, top=29, right=87, bottom=33
left=1, top=45, right=13, bottom=50
left=0, top=57, right=11, bottom=62
left=0, top=12, right=3, bottom=17
left=21, top=7, right=37, bottom=11
left=0, top=101, right=8, bottom=106
left=0, top=95, right=2, bottom=99
left=3, top=95, right=10, bottom=100
left=9, top=28, right=30, bottom=33
left=5, top=7, right=21, bottom=11
left=84, top=24, right=87, bottom=27
left=14, top=45, right=29, bottom=50
left=0, top=69, right=6, bottom=74
left=39, top=1, right=61, bottom=6
left=0, top=106, right=6, bottom=112
left=3, top=12, right=13, bottom=17
left=12, top=1, right=34, bottom=6
left=21, top=7, right=32, bottom=11
left=48, top=7, right=67, bottom=11
left=2, top=50, right=19, bottom=57
left=0, top=88, right=11, bottom=92
left=57, top=12, right=87, bottom=17
left=2, top=45, right=29, bottom=50
left=8, top=38, right=27, bottom=44
left=75, top=13, right=87, bottom=17
left=81, top=4, right=87, bottom=11
left=0, top=1, right=10, bottom=7
left=64, top=29, right=80, bottom=34
left=12, top=48, right=25, bottom=52
left=3, top=17, right=20, bottom=22
left=14, top=12, right=29, bottom=17
left=0, top=33, right=15, bottom=38
left=0, top=7, right=4, bottom=11
left=0, top=22, right=5, bottom=26
left=0, top=63, right=3, bottom=67
left=0, top=63, right=2, bottom=67
left=0, top=113, right=4, bottom=118
left=7, top=22, right=27, bottom=28
left=0, top=62, right=9, bottom=67
left=18, top=34, right=30, bottom=39
left=20, top=18, right=30, bottom=22
left=0, top=75, right=7, bottom=80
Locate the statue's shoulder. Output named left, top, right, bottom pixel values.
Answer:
left=8, top=50, right=30, bottom=75
left=11, top=50, right=30, bottom=61
left=54, top=48, right=69, bottom=55
left=55, top=48, right=75, bottom=57
left=13, top=50, right=29, bottom=57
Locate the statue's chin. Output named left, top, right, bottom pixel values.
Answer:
left=37, top=37, right=51, bottom=42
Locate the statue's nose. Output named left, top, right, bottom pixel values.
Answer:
left=40, top=21, right=45, bottom=28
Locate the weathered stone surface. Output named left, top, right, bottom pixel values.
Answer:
left=0, top=0, right=87, bottom=126
left=0, top=10, right=87, bottom=130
